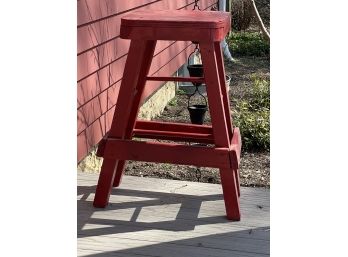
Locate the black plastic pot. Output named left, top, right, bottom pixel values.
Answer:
left=187, top=64, right=204, bottom=77
left=187, top=104, right=208, bottom=125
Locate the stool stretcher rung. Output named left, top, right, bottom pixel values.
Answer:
left=134, top=120, right=214, bottom=143
left=146, top=76, right=204, bottom=83
left=135, top=120, right=213, bottom=134
left=133, top=128, right=214, bottom=144
left=103, top=139, right=233, bottom=169
left=96, top=124, right=214, bottom=158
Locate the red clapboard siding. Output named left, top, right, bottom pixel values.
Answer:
left=77, top=39, right=177, bottom=81
left=77, top=0, right=192, bottom=54
left=77, top=41, right=195, bottom=136
left=77, top=40, right=191, bottom=113
left=77, top=0, right=218, bottom=162
left=77, top=40, right=193, bottom=136
left=77, top=42, right=196, bottom=157
left=78, top=0, right=163, bottom=27
left=77, top=131, right=88, bottom=162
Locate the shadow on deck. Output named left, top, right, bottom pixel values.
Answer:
left=77, top=173, right=270, bottom=257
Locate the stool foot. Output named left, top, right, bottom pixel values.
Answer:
left=220, top=168, right=241, bottom=220
left=112, top=160, right=126, bottom=187
left=93, top=158, right=117, bottom=208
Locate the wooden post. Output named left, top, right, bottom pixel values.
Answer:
left=226, top=0, right=233, bottom=36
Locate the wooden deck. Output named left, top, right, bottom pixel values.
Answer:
left=78, top=172, right=270, bottom=257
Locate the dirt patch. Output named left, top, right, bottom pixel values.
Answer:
left=125, top=151, right=269, bottom=187
left=125, top=56, right=270, bottom=188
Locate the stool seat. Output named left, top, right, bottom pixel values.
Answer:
left=120, top=10, right=231, bottom=42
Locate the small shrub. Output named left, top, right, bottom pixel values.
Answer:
left=248, top=74, right=270, bottom=109
left=227, top=32, right=270, bottom=57
left=233, top=75, right=270, bottom=152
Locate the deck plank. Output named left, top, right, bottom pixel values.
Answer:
left=78, top=172, right=270, bottom=257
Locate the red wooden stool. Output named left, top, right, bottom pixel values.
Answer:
left=94, top=10, right=242, bottom=220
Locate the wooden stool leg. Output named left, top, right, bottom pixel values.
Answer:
left=200, top=41, right=241, bottom=220
left=93, top=159, right=118, bottom=207
left=112, top=39, right=157, bottom=187
left=200, top=42, right=230, bottom=145
left=94, top=39, right=157, bottom=207
left=220, top=168, right=241, bottom=220
left=214, top=42, right=241, bottom=197
left=214, top=42, right=233, bottom=140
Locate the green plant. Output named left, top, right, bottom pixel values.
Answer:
left=176, top=88, right=186, bottom=95
left=227, top=32, right=269, bottom=57
left=233, top=75, right=270, bottom=152
left=168, top=97, right=178, bottom=106
left=248, top=74, right=270, bottom=109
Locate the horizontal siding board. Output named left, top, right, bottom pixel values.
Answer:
left=77, top=38, right=121, bottom=82
left=77, top=16, right=121, bottom=55
left=78, top=0, right=115, bottom=27
left=77, top=0, right=219, bottom=161
left=78, top=40, right=192, bottom=110
left=77, top=0, right=197, bottom=54
left=78, top=0, right=163, bottom=27
left=106, top=80, right=121, bottom=110
left=77, top=44, right=195, bottom=158
left=77, top=91, right=108, bottom=135
left=77, top=42, right=194, bottom=140
left=77, top=0, right=216, bottom=79
left=77, top=41, right=194, bottom=134
left=77, top=0, right=216, bottom=82
left=85, top=114, right=107, bottom=148
left=77, top=39, right=176, bottom=81
left=77, top=112, right=109, bottom=161
left=77, top=131, right=88, bottom=162
left=77, top=46, right=112, bottom=82
left=77, top=67, right=110, bottom=108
